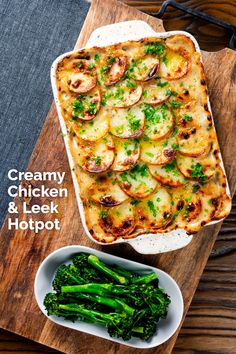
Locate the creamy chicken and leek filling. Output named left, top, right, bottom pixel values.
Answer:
left=56, top=35, right=231, bottom=243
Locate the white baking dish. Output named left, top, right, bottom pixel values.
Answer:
left=34, top=245, right=184, bottom=348
left=51, top=20, right=231, bottom=254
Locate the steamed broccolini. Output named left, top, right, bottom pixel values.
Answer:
left=44, top=252, right=171, bottom=342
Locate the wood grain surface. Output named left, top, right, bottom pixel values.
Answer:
left=0, top=0, right=236, bottom=353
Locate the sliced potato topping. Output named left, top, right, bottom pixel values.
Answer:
left=84, top=203, right=116, bottom=243
left=176, top=146, right=217, bottom=181
left=177, top=103, right=211, bottom=131
left=110, top=106, right=145, bottom=138
left=117, top=163, right=157, bottom=199
left=73, top=165, right=95, bottom=200
left=112, top=138, right=140, bottom=172
left=71, top=88, right=101, bottom=121
left=149, top=159, right=186, bottom=187
left=72, top=107, right=109, bottom=141
left=199, top=167, right=232, bottom=221
left=171, top=184, right=202, bottom=229
left=68, top=59, right=97, bottom=94
left=143, top=104, right=174, bottom=140
left=165, top=35, right=195, bottom=56
left=159, top=49, right=189, bottom=80
left=213, top=194, right=232, bottom=221
left=140, top=137, right=177, bottom=165
left=131, top=56, right=159, bottom=81
left=136, top=187, right=172, bottom=229
left=177, top=127, right=211, bottom=157
left=142, top=79, right=170, bottom=105
left=99, top=201, right=136, bottom=236
left=90, top=175, right=128, bottom=206
left=103, top=55, right=127, bottom=86
left=56, top=36, right=231, bottom=242
left=76, top=135, right=115, bottom=173
left=97, top=51, right=127, bottom=86
left=104, top=80, right=142, bottom=108
left=184, top=193, right=216, bottom=233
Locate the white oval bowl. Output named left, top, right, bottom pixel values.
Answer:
left=34, top=245, right=184, bottom=349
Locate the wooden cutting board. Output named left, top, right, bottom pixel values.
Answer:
left=0, top=0, right=235, bottom=353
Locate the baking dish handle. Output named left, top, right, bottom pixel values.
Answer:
left=151, top=0, right=236, bottom=50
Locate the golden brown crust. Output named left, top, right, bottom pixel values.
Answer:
left=56, top=35, right=231, bottom=242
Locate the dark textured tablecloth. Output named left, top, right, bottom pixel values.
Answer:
left=0, top=0, right=90, bottom=226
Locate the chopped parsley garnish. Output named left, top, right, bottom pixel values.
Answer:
left=162, top=103, right=168, bottom=110
left=147, top=200, right=159, bottom=217
left=88, top=102, right=98, bottom=115
left=91, top=156, right=102, bottom=166
left=192, top=184, right=200, bottom=193
left=190, top=163, right=207, bottom=181
left=101, top=97, right=106, bottom=106
left=142, top=89, right=147, bottom=98
left=94, top=54, right=100, bottom=62
left=145, top=152, right=154, bottom=158
left=88, top=63, right=95, bottom=69
left=131, top=199, right=141, bottom=206
left=172, top=127, right=179, bottom=136
left=132, top=163, right=149, bottom=177
left=161, top=160, right=180, bottom=176
left=144, top=41, right=165, bottom=57
left=120, top=164, right=149, bottom=183
left=99, top=210, right=108, bottom=218
left=171, top=143, right=179, bottom=150
left=165, top=89, right=171, bottom=96
left=143, top=104, right=167, bottom=126
left=113, top=85, right=125, bottom=101
left=185, top=196, right=192, bottom=203
left=127, top=111, right=141, bottom=132
left=69, top=116, right=78, bottom=122
left=165, top=89, right=178, bottom=97
left=73, top=95, right=98, bottom=117
left=162, top=139, right=169, bottom=147
left=182, top=114, right=193, bottom=121
left=162, top=56, right=168, bottom=65
left=73, top=97, right=84, bottom=112
left=170, top=100, right=183, bottom=108
left=126, top=79, right=137, bottom=88
left=73, top=96, right=86, bottom=117
left=156, top=79, right=168, bottom=88
left=100, top=66, right=109, bottom=75
left=101, top=90, right=112, bottom=106
left=107, top=56, right=116, bottom=64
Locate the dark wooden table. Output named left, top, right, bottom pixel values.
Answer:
left=1, top=1, right=235, bottom=353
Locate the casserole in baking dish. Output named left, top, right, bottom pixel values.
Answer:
left=52, top=33, right=231, bottom=244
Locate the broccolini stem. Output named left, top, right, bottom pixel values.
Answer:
left=113, top=298, right=135, bottom=315
left=110, top=265, right=132, bottom=279
left=58, top=304, right=111, bottom=323
left=88, top=255, right=129, bottom=285
left=71, top=293, right=135, bottom=315
left=131, top=272, right=157, bottom=284
left=61, top=283, right=113, bottom=295
left=132, top=326, right=144, bottom=333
